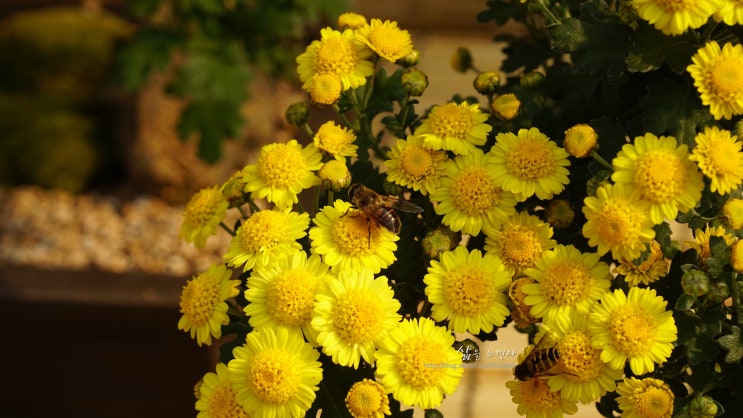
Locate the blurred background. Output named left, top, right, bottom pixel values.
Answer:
left=0, top=1, right=596, bottom=417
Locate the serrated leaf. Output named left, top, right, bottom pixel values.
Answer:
left=625, top=22, right=699, bottom=74
left=117, top=29, right=184, bottom=90
left=675, top=294, right=695, bottom=311
left=654, top=222, right=673, bottom=249
left=177, top=100, right=244, bottom=163
left=718, top=326, right=743, bottom=363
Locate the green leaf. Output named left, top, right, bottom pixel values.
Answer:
left=654, top=222, right=673, bottom=251
left=625, top=22, right=699, bottom=74
left=675, top=294, right=695, bottom=311
left=718, top=326, right=743, bottom=363
left=477, top=0, right=528, bottom=26
left=116, top=29, right=184, bottom=90
left=177, top=100, right=244, bottom=163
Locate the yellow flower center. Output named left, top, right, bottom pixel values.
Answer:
left=502, top=229, right=542, bottom=268
left=633, top=151, right=683, bottom=203
left=443, top=264, right=496, bottom=316
left=518, top=378, right=562, bottom=410
left=345, top=380, right=388, bottom=418
left=183, top=187, right=222, bottom=228
left=540, top=259, right=593, bottom=306
left=656, top=0, right=697, bottom=12
left=331, top=211, right=379, bottom=256
left=710, top=57, right=743, bottom=101
left=310, top=73, right=342, bottom=105
left=315, top=36, right=356, bottom=75
left=557, top=331, right=604, bottom=383
left=396, top=337, right=447, bottom=388
left=608, top=304, right=656, bottom=357
left=450, top=167, right=502, bottom=216
left=258, top=144, right=308, bottom=188
left=429, top=103, right=474, bottom=140
left=401, top=145, right=435, bottom=178
left=207, top=382, right=248, bottom=418
left=239, top=211, right=288, bottom=254
left=180, top=275, right=220, bottom=327
left=266, top=268, right=318, bottom=327
left=248, top=350, right=300, bottom=404
left=368, top=25, right=409, bottom=60
left=505, top=137, right=556, bottom=181
left=333, top=288, right=384, bottom=344
left=707, top=139, right=741, bottom=175
left=595, top=204, right=634, bottom=245
left=632, top=386, right=674, bottom=418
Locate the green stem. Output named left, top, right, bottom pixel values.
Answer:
left=535, top=0, right=562, bottom=26
left=590, top=150, right=614, bottom=171
left=301, top=122, right=314, bottom=138
left=246, top=197, right=261, bottom=214
left=732, top=272, right=742, bottom=326
left=219, top=222, right=235, bottom=236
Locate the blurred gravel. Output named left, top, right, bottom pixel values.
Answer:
left=0, top=186, right=232, bottom=277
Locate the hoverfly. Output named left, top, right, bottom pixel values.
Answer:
left=347, top=183, right=424, bottom=245
left=513, top=329, right=564, bottom=381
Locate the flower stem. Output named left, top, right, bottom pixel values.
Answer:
left=220, top=222, right=236, bottom=236
left=732, top=272, right=742, bottom=326
left=591, top=150, right=614, bottom=171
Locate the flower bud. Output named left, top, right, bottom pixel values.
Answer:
left=401, top=67, right=429, bottom=97
left=734, top=119, right=743, bottom=140
left=422, top=227, right=459, bottom=259
left=450, top=47, right=473, bottom=73
left=520, top=71, right=546, bottom=90
left=546, top=199, right=574, bottom=228
left=424, top=410, right=444, bottom=418
left=221, top=170, right=248, bottom=208
left=318, top=160, right=352, bottom=192
left=723, top=198, right=743, bottom=229
left=564, top=124, right=598, bottom=158
left=491, top=93, right=521, bottom=121
left=731, top=240, right=743, bottom=273
left=309, top=73, right=342, bottom=106
left=689, top=395, right=718, bottom=418
left=706, top=281, right=730, bottom=304
left=396, top=48, right=420, bottom=67
left=382, top=181, right=404, bottom=196
left=508, top=276, right=539, bottom=329
left=285, top=101, right=310, bottom=127
left=681, top=269, right=710, bottom=297
left=473, top=71, right=500, bottom=96
left=337, top=12, right=367, bottom=30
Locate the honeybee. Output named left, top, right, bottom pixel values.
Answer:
left=513, top=330, right=564, bottom=381
left=347, top=184, right=424, bottom=244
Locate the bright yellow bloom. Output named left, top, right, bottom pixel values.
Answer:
left=506, top=376, right=578, bottom=418
left=195, top=363, right=249, bottom=418
left=690, top=126, right=743, bottom=194
left=688, top=41, right=743, bottom=120
left=484, top=211, right=556, bottom=275
left=178, top=263, right=239, bottom=346
left=614, top=240, right=669, bottom=286
left=345, top=379, right=391, bottom=418
left=523, top=244, right=612, bottom=330
left=384, top=135, right=448, bottom=195
left=296, top=27, right=374, bottom=92
left=424, top=246, right=511, bottom=334
left=714, top=0, right=743, bottom=25
left=243, top=140, right=323, bottom=209
left=309, top=199, right=398, bottom=274
left=311, top=268, right=401, bottom=368
left=375, top=317, right=464, bottom=410
left=611, top=133, right=704, bottom=224
left=687, top=224, right=736, bottom=261
left=632, top=0, right=723, bottom=35
left=338, top=12, right=367, bottom=30
left=581, top=182, right=656, bottom=261
left=488, top=127, right=571, bottom=200
left=414, top=101, right=492, bottom=155
left=563, top=124, right=598, bottom=158
left=545, top=313, right=623, bottom=404
left=223, top=210, right=309, bottom=271
left=430, top=149, right=517, bottom=235
left=314, top=121, right=358, bottom=160
left=180, top=186, right=229, bottom=248
left=244, top=250, right=330, bottom=345
left=228, top=328, right=322, bottom=418
left=309, top=73, right=343, bottom=105
left=355, top=19, right=413, bottom=63
left=723, top=197, right=743, bottom=229
left=588, top=287, right=677, bottom=375
left=616, top=377, right=674, bottom=418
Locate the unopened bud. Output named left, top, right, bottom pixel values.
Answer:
left=564, top=124, right=598, bottom=158
left=221, top=170, right=248, bottom=208
left=731, top=240, right=743, bottom=273
left=681, top=269, right=710, bottom=297
left=520, top=71, right=546, bottom=90
left=546, top=199, right=574, bottom=228
left=318, top=160, right=352, bottom=192
left=689, top=395, right=718, bottom=418
left=706, top=281, right=730, bottom=304
left=491, top=93, right=521, bottom=121
left=396, top=48, right=420, bottom=67
left=509, top=276, right=539, bottom=329
left=401, top=67, right=429, bottom=97
left=451, top=47, right=473, bottom=73
left=723, top=198, right=743, bottom=229
left=337, top=12, right=367, bottom=30
left=473, top=71, right=501, bottom=96
left=285, top=101, right=310, bottom=127
left=422, top=227, right=459, bottom=259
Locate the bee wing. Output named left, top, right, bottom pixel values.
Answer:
left=385, top=196, right=424, bottom=213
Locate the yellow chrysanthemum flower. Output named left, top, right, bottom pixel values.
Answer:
left=178, top=263, right=239, bottom=346
left=544, top=313, right=623, bottom=404
left=311, top=268, right=401, bottom=368
left=228, top=327, right=322, bottom=418
left=723, top=197, right=743, bottom=229
left=180, top=185, right=229, bottom=248
left=523, top=244, right=612, bottom=330
left=355, top=19, right=413, bottom=63
left=338, top=12, right=367, bottom=30
left=430, top=149, right=517, bottom=236
left=632, top=0, right=723, bottom=35
left=611, top=133, right=704, bottom=224
left=506, top=376, right=578, bottom=418
left=488, top=127, right=571, bottom=201
left=244, top=250, right=330, bottom=345
left=588, top=287, right=677, bottom=375
left=309, top=73, right=343, bottom=105
left=484, top=211, right=557, bottom=275
left=616, top=377, right=674, bottom=418
left=687, top=224, right=736, bottom=261
left=314, top=121, right=358, bottom=160
left=296, top=28, right=374, bottom=93
left=243, top=140, right=323, bottom=209
left=614, top=240, right=669, bottom=286
left=424, top=246, right=511, bottom=334
left=375, top=317, right=464, bottom=410
left=714, top=0, right=743, bottom=25
left=384, top=135, right=448, bottom=195
left=309, top=199, right=399, bottom=274
left=223, top=209, right=309, bottom=271
left=414, top=101, right=492, bottom=155
left=688, top=41, right=743, bottom=120
left=581, top=182, right=656, bottom=261
left=195, top=363, right=249, bottom=418
left=690, top=126, right=743, bottom=194
left=345, top=379, right=391, bottom=418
